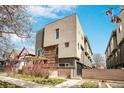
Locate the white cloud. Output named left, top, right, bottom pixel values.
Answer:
left=27, top=5, right=77, bottom=19
left=2, top=33, right=22, bottom=42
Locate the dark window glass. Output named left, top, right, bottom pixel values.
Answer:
left=65, top=42, right=69, bottom=47
left=59, top=64, right=65, bottom=67
left=44, top=60, right=48, bottom=64
left=65, top=63, right=69, bottom=67
left=56, top=28, right=59, bottom=39
left=56, top=47, right=58, bottom=55
left=38, top=50, right=41, bottom=56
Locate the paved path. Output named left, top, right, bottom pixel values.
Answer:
left=55, top=79, right=82, bottom=88
left=0, top=73, right=82, bottom=88
left=0, top=76, right=51, bottom=88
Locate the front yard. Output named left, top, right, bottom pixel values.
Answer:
left=12, top=74, right=65, bottom=86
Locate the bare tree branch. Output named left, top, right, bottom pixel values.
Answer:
left=93, top=53, right=105, bottom=68
left=0, top=5, right=32, bottom=38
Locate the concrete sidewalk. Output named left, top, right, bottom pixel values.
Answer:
left=0, top=76, right=51, bottom=88
left=55, top=79, right=82, bottom=88
left=0, top=74, right=82, bottom=88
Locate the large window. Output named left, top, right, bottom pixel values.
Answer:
left=56, top=28, right=59, bottom=39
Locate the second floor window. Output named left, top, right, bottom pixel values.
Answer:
left=56, top=28, right=59, bottom=39
left=65, top=42, right=69, bottom=47
left=119, top=24, right=122, bottom=33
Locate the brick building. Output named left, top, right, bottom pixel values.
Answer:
left=105, top=7, right=124, bottom=69
left=35, top=14, right=93, bottom=77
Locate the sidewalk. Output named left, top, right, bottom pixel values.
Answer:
left=0, top=76, right=51, bottom=88
left=55, top=79, right=82, bottom=88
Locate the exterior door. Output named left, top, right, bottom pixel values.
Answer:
left=77, top=62, right=82, bottom=76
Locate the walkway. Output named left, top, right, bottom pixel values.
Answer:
left=55, top=79, right=82, bottom=88
left=0, top=76, right=51, bottom=88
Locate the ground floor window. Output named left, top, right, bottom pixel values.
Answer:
left=59, top=63, right=69, bottom=67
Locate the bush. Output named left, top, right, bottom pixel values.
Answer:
left=22, top=67, right=49, bottom=78
left=81, top=81, right=98, bottom=88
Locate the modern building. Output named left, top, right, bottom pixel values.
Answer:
left=105, top=7, right=124, bottom=69
left=35, top=14, right=93, bottom=76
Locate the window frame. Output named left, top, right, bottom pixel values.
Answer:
left=37, top=48, right=44, bottom=56
left=59, top=63, right=65, bottom=67
left=59, top=63, right=69, bottom=67
left=56, top=28, right=59, bottom=39
left=65, top=42, right=69, bottom=48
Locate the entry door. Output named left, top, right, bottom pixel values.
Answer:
left=77, top=62, right=82, bottom=76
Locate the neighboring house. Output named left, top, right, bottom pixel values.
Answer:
left=0, top=48, right=9, bottom=61
left=36, top=14, right=93, bottom=77
left=105, top=8, right=124, bottom=69
left=8, top=48, right=35, bottom=71
left=16, top=47, right=35, bottom=70
left=17, top=47, right=35, bottom=61
left=9, top=49, right=19, bottom=62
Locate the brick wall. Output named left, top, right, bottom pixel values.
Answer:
left=22, top=65, right=73, bottom=78
left=57, top=68, right=73, bottom=78
left=82, top=69, right=124, bottom=80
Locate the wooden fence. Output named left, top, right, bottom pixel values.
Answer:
left=82, top=69, right=124, bottom=80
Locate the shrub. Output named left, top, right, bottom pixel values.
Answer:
left=81, top=81, right=98, bottom=88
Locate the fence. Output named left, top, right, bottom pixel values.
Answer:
left=22, top=64, right=73, bottom=78
left=82, top=69, right=124, bottom=81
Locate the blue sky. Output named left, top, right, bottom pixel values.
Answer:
left=12, top=5, right=120, bottom=55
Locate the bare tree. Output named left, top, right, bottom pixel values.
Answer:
left=0, top=5, right=33, bottom=54
left=93, top=53, right=104, bottom=68
left=0, top=5, right=32, bottom=38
